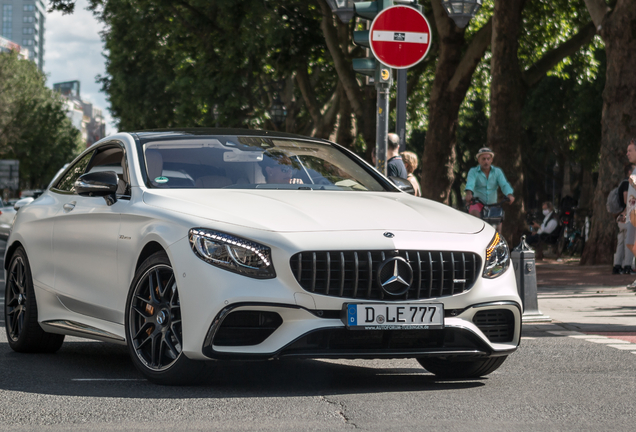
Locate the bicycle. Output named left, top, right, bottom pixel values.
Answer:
left=467, top=197, right=511, bottom=231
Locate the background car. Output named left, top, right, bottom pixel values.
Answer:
left=4, top=129, right=521, bottom=385
left=0, top=204, right=15, bottom=239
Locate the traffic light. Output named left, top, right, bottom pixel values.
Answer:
left=351, top=0, right=394, bottom=81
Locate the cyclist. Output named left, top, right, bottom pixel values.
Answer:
left=464, top=147, right=515, bottom=231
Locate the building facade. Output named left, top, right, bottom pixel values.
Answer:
left=54, top=80, right=107, bottom=148
left=0, top=34, right=28, bottom=58
left=0, top=0, right=45, bottom=70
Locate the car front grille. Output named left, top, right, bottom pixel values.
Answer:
left=473, top=309, right=515, bottom=343
left=290, top=250, right=481, bottom=301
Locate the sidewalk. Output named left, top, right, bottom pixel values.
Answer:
left=525, top=257, right=636, bottom=334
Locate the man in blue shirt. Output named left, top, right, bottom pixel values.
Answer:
left=465, top=147, right=515, bottom=225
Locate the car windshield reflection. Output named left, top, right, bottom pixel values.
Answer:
left=142, top=136, right=386, bottom=192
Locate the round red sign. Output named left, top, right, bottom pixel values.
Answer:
left=369, top=5, right=432, bottom=69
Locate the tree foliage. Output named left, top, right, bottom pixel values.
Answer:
left=74, top=0, right=341, bottom=138
left=0, top=52, right=82, bottom=189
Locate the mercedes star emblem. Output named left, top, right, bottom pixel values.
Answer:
left=376, top=256, right=413, bottom=296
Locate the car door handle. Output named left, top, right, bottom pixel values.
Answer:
left=63, top=202, right=76, bottom=212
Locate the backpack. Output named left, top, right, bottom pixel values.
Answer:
left=606, top=186, right=623, bottom=214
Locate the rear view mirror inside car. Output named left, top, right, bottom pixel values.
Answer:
left=223, top=151, right=264, bottom=162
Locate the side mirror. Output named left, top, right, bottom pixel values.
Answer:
left=14, top=197, right=34, bottom=211
left=75, top=171, right=119, bottom=205
left=390, top=176, right=415, bottom=195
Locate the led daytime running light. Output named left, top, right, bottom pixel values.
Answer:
left=485, top=232, right=500, bottom=262
left=483, top=231, right=510, bottom=279
left=190, top=229, right=271, bottom=267
left=188, top=228, right=275, bottom=279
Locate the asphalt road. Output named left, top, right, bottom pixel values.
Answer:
left=1, top=241, right=635, bottom=431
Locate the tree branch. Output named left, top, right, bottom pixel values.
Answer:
left=522, top=21, right=597, bottom=88
left=448, top=18, right=493, bottom=93
left=583, top=0, right=611, bottom=29
left=296, top=64, right=324, bottom=131
left=322, top=83, right=342, bottom=133
left=316, top=0, right=365, bottom=119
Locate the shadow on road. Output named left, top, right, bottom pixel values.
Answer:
left=0, top=340, right=485, bottom=398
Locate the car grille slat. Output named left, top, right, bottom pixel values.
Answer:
left=427, top=252, right=434, bottom=298
left=366, top=251, right=373, bottom=300
left=291, top=250, right=481, bottom=301
left=415, top=251, right=422, bottom=299
left=352, top=252, right=359, bottom=298
left=338, top=252, right=345, bottom=297
left=325, top=252, right=331, bottom=295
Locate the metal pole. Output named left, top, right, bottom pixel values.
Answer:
left=396, top=69, right=407, bottom=152
left=376, top=84, right=390, bottom=176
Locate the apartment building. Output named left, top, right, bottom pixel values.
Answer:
left=0, top=0, right=45, bottom=70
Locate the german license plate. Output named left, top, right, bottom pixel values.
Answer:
left=344, top=303, right=444, bottom=330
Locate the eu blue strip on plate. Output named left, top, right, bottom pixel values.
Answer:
left=348, top=305, right=357, bottom=325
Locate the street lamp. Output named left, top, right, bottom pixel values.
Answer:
left=441, top=0, right=482, bottom=28
left=325, top=0, right=357, bottom=24
left=269, top=96, right=287, bottom=129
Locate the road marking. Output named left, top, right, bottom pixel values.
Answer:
left=521, top=337, right=536, bottom=340
left=585, top=338, right=630, bottom=344
left=548, top=330, right=636, bottom=354
left=607, top=344, right=636, bottom=350
left=570, top=335, right=607, bottom=339
left=72, top=379, right=145, bottom=382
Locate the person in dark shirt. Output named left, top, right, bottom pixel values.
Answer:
left=386, top=133, right=407, bottom=179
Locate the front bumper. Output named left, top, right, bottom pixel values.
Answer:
left=201, top=300, right=521, bottom=360
left=167, top=231, right=522, bottom=361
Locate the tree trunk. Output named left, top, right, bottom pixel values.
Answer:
left=581, top=0, right=636, bottom=264
left=420, top=37, right=464, bottom=202
left=420, top=2, right=493, bottom=203
left=336, top=85, right=355, bottom=148
left=487, top=0, right=527, bottom=246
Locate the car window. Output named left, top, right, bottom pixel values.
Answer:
left=54, top=151, right=94, bottom=193
left=142, top=137, right=387, bottom=191
left=84, top=145, right=130, bottom=196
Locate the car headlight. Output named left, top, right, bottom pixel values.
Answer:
left=189, top=228, right=276, bottom=279
left=483, top=232, right=510, bottom=278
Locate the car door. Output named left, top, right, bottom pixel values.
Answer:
left=50, top=143, right=130, bottom=324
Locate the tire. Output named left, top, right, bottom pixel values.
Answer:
left=417, top=356, right=507, bottom=379
left=570, top=235, right=585, bottom=256
left=556, top=235, right=566, bottom=257
left=4, top=246, right=65, bottom=353
left=125, top=251, right=204, bottom=385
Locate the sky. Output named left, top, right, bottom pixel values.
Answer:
left=43, top=0, right=116, bottom=135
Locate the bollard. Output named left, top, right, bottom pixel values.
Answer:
left=511, top=236, right=551, bottom=322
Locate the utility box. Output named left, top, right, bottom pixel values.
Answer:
left=511, top=236, right=551, bottom=322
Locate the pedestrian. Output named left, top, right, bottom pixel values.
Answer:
left=464, top=147, right=515, bottom=232
left=526, top=201, right=560, bottom=259
left=623, top=139, right=636, bottom=290
left=386, top=133, right=408, bottom=179
left=400, top=151, right=421, bottom=197
left=612, top=164, right=634, bottom=274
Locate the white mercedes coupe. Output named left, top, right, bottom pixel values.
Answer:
left=4, top=129, right=521, bottom=385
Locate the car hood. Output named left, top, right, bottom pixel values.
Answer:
left=142, top=189, right=484, bottom=234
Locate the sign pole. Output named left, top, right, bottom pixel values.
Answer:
left=376, top=83, right=390, bottom=176
left=396, top=69, right=407, bottom=152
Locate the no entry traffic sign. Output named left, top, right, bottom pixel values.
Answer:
left=369, top=5, right=432, bottom=69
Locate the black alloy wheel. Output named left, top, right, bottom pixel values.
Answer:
left=125, top=252, right=204, bottom=385
left=5, top=246, right=65, bottom=353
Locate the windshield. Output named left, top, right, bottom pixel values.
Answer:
left=142, top=136, right=387, bottom=191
